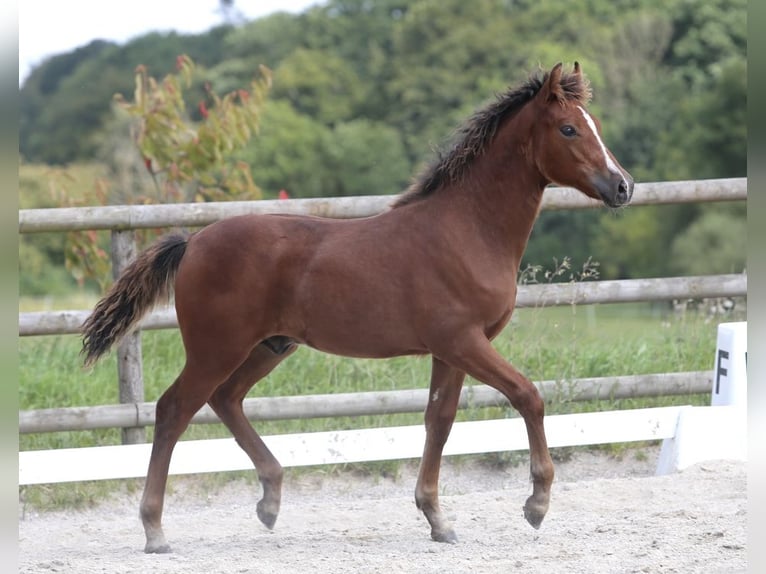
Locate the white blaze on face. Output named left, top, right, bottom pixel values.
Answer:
left=577, top=106, right=628, bottom=186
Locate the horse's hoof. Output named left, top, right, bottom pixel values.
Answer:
left=144, top=542, right=172, bottom=554
left=523, top=498, right=546, bottom=530
left=256, top=501, right=279, bottom=530
left=431, top=528, right=458, bottom=544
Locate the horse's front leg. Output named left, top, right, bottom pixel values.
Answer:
left=415, top=357, right=465, bottom=543
left=436, top=331, right=554, bottom=530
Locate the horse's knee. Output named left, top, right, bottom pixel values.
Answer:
left=512, top=384, right=544, bottom=420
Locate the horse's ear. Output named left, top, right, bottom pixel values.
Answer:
left=541, top=62, right=564, bottom=103
left=573, top=61, right=582, bottom=77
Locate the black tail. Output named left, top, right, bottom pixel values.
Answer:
left=81, top=232, right=189, bottom=367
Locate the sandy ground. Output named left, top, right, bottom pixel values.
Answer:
left=19, top=446, right=746, bottom=573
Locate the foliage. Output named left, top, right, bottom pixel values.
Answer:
left=19, top=163, right=107, bottom=295
left=385, top=0, right=524, bottom=160
left=223, top=12, right=305, bottom=69
left=670, top=203, right=747, bottom=275
left=522, top=210, right=603, bottom=279
left=20, top=29, right=233, bottom=164
left=664, top=0, right=747, bottom=88
left=324, top=119, right=411, bottom=196
left=593, top=207, right=669, bottom=279
left=240, top=100, right=333, bottom=198
left=272, top=48, right=364, bottom=126
left=688, top=56, right=746, bottom=178
left=239, top=102, right=411, bottom=198
left=18, top=0, right=747, bottom=288
left=32, top=56, right=271, bottom=291
left=117, top=55, right=271, bottom=202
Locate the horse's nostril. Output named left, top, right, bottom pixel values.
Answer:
left=616, top=180, right=631, bottom=202
left=618, top=180, right=627, bottom=194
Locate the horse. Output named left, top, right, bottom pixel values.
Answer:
left=81, top=62, right=633, bottom=553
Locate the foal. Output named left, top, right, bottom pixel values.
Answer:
left=82, top=62, right=633, bottom=552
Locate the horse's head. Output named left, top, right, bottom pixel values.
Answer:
left=529, top=62, right=633, bottom=208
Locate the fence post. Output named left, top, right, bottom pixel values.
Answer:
left=111, top=230, right=146, bottom=445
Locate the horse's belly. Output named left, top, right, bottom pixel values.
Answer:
left=298, top=316, right=427, bottom=360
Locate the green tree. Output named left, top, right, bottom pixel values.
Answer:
left=670, top=204, right=746, bottom=275
left=272, top=48, right=365, bottom=126
left=224, top=12, right=305, bottom=69
left=662, top=57, right=746, bottom=179
left=242, top=100, right=333, bottom=198
left=606, top=71, right=688, bottom=182
left=591, top=207, right=668, bottom=279
left=24, top=60, right=132, bottom=164
left=386, top=0, right=524, bottom=162
left=324, top=119, right=411, bottom=196
left=664, top=0, right=747, bottom=87
left=18, top=0, right=749, bottom=285
left=19, top=40, right=113, bottom=162
left=643, top=0, right=747, bottom=181
left=242, top=106, right=410, bottom=198
left=20, top=30, right=232, bottom=164
left=49, top=56, right=271, bottom=289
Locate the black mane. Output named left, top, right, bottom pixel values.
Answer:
left=393, top=69, right=590, bottom=208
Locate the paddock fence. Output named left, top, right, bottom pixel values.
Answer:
left=18, top=178, right=747, bottom=485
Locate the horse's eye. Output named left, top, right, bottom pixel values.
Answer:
left=560, top=125, right=577, bottom=137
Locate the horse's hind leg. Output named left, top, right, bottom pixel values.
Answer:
left=207, top=341, right=297, bottom=530
left=141, top=365, right=226, bottom=554
left=415, top=358, right=465, bottom=543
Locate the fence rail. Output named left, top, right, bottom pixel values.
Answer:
left=18, top=177, right=747, bottom=450
left=20, top=406, right=695, bottom=485
left=19, top=371, right=712, bottom=434
left=18, top=273, right=747, bottom=337
left=19, top=178, right=746, bottom=233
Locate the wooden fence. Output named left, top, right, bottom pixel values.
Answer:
left=18, top=177, right=746, bottom=232
left=18, top=178, right=747, bottom=445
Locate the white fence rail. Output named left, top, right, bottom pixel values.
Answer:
left=19, top=406, right=686, bottom=485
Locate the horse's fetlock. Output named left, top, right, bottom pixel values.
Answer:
left=414, top=485, right=437, bottom=510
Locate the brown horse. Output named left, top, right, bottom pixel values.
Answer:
left=82, top=62, right=633, bottom=553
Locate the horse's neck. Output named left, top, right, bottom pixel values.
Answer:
left=447, top=147, right=547, bottom=267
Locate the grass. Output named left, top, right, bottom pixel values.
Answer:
left=19, top=298, right=736, bottom=509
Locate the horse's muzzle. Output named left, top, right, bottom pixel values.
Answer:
left=595, top=172, right=634, bottom=208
